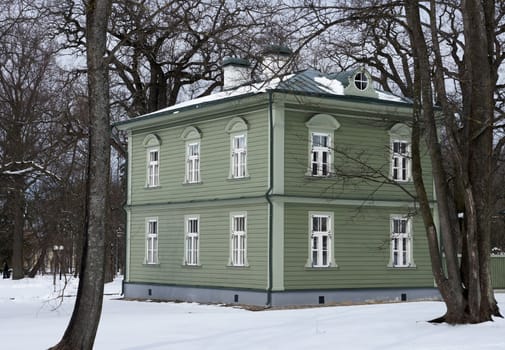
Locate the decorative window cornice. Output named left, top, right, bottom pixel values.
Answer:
left=389, top=123, right=411, bottom=138
left=305, top=114, right=341, bottom=131
left=180, top=126, right=202, bottom=141
left=142, top=133, right=161, bottom=148
left=225, top=117, right=248, bottom=133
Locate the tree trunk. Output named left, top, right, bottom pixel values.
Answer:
left=49, top=0, right=112, bottom=349
left=405, top=0, right=500, bottom=323
left=11, top=186, right=24, bottom=280
left=461, top=0, right=499, bottom=321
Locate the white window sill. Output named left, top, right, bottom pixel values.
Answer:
left=143, top=262, right=160, bottom=267
left=182, top=181, right=203, bottom=185
left=144, top=185, right=161, bottom=190
left=227, top=176, right=250, bottom=181
left=181, top=264, right=202, bottom=268
left=226, top=264, right=250, bottom=269
left=304, top=264, right=338, bottom=270
left=387, top=264, right=417, bottom=269
left=304, top=174, right=335, bottom=179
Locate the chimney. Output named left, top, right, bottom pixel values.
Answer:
left=222, top=57, right=251, bottom=90
left=261, top=45, right=293, bottom=80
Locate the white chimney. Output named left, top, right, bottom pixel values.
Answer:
left=261, top=45, right=292, bottom=80
left=222, top=57, right=251, bottom=90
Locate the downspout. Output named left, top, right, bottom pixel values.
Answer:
left=265, top=90, right=274, bottom=307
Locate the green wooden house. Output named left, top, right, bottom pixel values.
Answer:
left=115, top=51, right=440, bottom=306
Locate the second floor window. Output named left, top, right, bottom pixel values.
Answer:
left=311, top=132, right=331, bottom=176
left=186, top=142, right=200, bottom=183
left=146, top=218, right=158, bottom=264
left=185, top=216, right=199, bottom=265
left=232, top=134, right=247, bottom=178
left=147, top=149, right=159, bottom=187
left=392, top=140, right=409, bottom=181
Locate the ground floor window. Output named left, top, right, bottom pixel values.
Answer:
left=230, top=212, right=247, bottom=266
left=307, top=212, right=334, bottom=268
left=146, top=218, right=158, bottom=264
left=185, top=215, right=199, bottom=265
left=390, top=216, right=413, bottom=267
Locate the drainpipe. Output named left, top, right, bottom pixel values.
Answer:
left=265, top=90, right=274, bottom=307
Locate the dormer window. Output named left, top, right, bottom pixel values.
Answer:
left=354, top=72, right=368, bottom=90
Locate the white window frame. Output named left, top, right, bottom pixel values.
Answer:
left=185, top=141, right=200, bottom=183
left=229, top=212, right=247, bottom=267
left=231, top=133, right=247, bottom=179
left=391, top=140, right=410, bottom=182
left=389, top=123, right=411, bottom=182
left=388, top=215, right=415, bottom=268
left=305, top=114, right=340, bottom=177
left=145, top=217, right=159, bottom=264
left=184, top=215, right=200, bottom=266
left=143, top=134, right=161, bottom=188
left=306, top=212, right=336, bottom=268
left=225, top=117, right=249, bottom=180
left=310, top=132, right=331, bottom=176
left=180, top=126, right=202, bottom=184
left=146, top=148, right=160, bottom=187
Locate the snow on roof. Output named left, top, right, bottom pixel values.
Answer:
left=129, top=68, right=410, bottom=122
left=141, top=76, right=292, bottom=118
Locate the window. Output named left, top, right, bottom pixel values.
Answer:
left=142, top=134, right=161, bottom=188
left=147, top=149, right=160, bottom=187
left=389, top=123, right=411, bottom=182
left=232, top=134, right=247, bottom=178
left=230, top=213, right=247, bottom=266
left=146, top=218, right=158, bottom=264
left=181, top=126, right=202, bottom=184
left=310, top=214, right=332, bottom=267
left=311, top=132, right=331, bottom=176
left=354, top=72, right=368, bottom=90
left=225, top=117, right=249, bottom=179
left=392, top=141, right=409, bottom=181
left=186, top=142, right=200, bottom=183
left=185, top=216, right=199, bottom=265
left=305, top=114, right=340, bottom=177
left=390, top=216, right=413, bottom=267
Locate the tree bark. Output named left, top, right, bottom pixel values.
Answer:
left=10, top=186, right=24, bottom=280
left=405, top=0, right=500, bottom=323
left=49, top=0, right=112, bottom=349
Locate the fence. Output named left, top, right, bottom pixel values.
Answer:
left=491, top=255, right=505, bottom=289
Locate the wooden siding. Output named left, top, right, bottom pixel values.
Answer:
left=283, top=203, right=434, bottom=290
left=283, top=109, right=433, bottom=201
left=491, top=256, right=505, bottom=289
left=129, top=108, right=269, bottom=206
left=127, top=203, right=269, bottom=290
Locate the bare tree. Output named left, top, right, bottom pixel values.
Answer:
left=284, top=0, right=504, bottom=323
left=0, top=17, right=67, bottom=279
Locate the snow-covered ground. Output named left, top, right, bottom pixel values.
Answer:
left=1, top=276, right=504, bottom=349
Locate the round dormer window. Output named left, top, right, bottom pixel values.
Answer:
left=354, top=72, right=368, bottom=90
